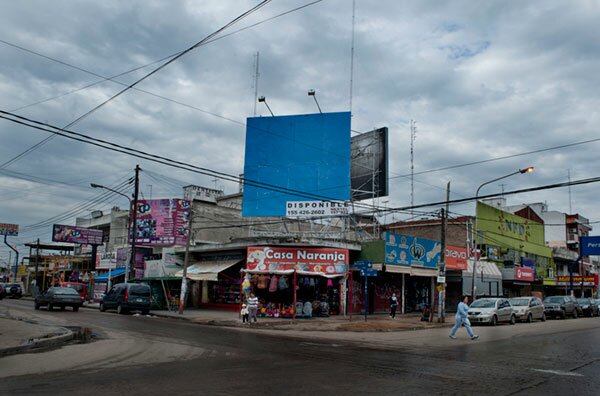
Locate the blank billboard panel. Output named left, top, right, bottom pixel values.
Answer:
left=351, top=127, right=389, bottom=201
left=242, top=112, right=351, bottom=217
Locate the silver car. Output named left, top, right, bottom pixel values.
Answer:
left=509, top=297, right=546, bottom=322
left=468, top=297, right=516, bottom=326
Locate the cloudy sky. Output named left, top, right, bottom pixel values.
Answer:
left=1, top=0, right=600, bottom=264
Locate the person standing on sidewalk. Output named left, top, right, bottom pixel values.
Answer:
left=449, top=295, right=478, bottom=340
left=389, top=293, right=399, bottom=318
left=247, top=293, right=259, bottom=323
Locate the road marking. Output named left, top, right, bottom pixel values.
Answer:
left=531, top=369, right=583, bottom=377
left=300, top=342, right=344, bottom=348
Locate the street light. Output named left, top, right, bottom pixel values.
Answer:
left=308, top=89, right=322, bottom=114
left=90, top=183, right=135, bottom=283
left=470, top=167, right=534, bottom=300
left=258, top=96, right=274, bottom=116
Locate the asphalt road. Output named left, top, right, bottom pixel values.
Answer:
left=1, top=298, right=599, bottom=395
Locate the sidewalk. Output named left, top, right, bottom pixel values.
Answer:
left=81, top=300, right=452, bottom=332
left=0, top=315, right=75, bottom=357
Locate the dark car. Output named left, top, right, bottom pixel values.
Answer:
left=576, top=298, right=599, bottom=317
left=543, top=295, right=579, bottom=319
left=3, top=282, right=23, bottom=298
left=100, top=283, right=151, bottom=315
left=34, top=287, right=84, bottom=311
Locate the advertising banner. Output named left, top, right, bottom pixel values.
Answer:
left=514, top=267, right=535, bottom=282
left=285, top=200, right=349, bottom=217
left=52, top=224, right=103, bottom=245
left=242, top=112, right=351, bottom=217
left=246, top=246, right=349, bottom=276
left=134, top=199, right=190, bottom=246
left=556, top=275, right=598, bottom=286
left=580, top=236, right=600, bottom=256
left=384, top=232, right=440, bottom=269
left=476, top=202, right=552, bottom=258
left=445, top=245, right=468, bottom=270
left=0, top=223, right=19, bottom=236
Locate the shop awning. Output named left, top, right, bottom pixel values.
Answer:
left=410, top=267, right=438, bottom=277
left=373, top=264, right=438, bottom=277
left=463, top=260, right=502, bottom=278
left=95, top=268, right=126, bottom=282
left=175, top=259, right=242, bottom=281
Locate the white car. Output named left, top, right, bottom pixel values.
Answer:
left=468, top=297, right=516, bottom=326
left=509, top=297, right=546, bottom=322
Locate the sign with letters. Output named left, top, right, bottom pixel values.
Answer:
left=580, top=236, right=600, bottom=256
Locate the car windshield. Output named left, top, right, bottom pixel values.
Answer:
left=576, top=298, right=588, bottom=304
left=544, top=296, right=564, bottom=303
left=53, top=288, right=79, bottom=295
left=510, top=298, right=529, bottom=306
left=471, top=299, right=496, bottom=308
left=129, top=285, right=150, bottom=296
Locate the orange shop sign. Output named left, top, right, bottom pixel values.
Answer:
left=556, top=275, right=598, bottom=286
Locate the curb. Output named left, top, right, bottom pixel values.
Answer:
left=0, top=317, right=75, bottom=358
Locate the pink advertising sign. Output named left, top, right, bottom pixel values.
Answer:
left=246, top=246, right=349, bottom=275
left=133, top=199, right=190, bottom=246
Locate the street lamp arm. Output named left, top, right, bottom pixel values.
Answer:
left=90, top=183, right=131, bottom=203
left=475, top=168, right=534, bottom=197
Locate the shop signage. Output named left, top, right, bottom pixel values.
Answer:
left=514, top=267, right=535, bottom=282
left=476, top=202, right=552, bottom=258
left=0, top=223, right=19, bottom=236
left=580, top=236, right=600, bottom=256
left=542, top=277, right=556, bottom=286
left=556, top=275, right=598, bottom=287
left=133, top=199, right=191, bottom=246
left=445, top=245, right=468, bottom=270
left=285, top=200, right=349, bottom=217
left=384, top=232, right=439, bottom=269
left=246, top=246, right=349, bottom=275
left=360, top=268, right=378, bottom=277
left=353, top=260, right=373, bottom=270
left=52, top=224, right=103, bottom=245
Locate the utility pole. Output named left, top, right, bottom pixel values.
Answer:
left=437, top=181, right=450, bottom=322
left=179, top=207, right=194, bottom=314
left=127, top=164, right=140, bottom=283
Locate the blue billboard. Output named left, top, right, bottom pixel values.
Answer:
left=242, top=112, right=351, bottom=217
left=384, top=232, right=440, bottom=269
left=580, top=236, right=600, bottom=256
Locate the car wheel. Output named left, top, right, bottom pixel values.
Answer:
left=491, top=315, right=498, bottom=326
left=142, top=310, right=149, bottom=315
left=117, top=304, right=124, bottom=314
left=73, top=306, right=79, bottom=312
left=48, top=303, right=54, bottom=311
left=60, top=306, right=66, bottom=311
left=560, top=310, right=566, bottom=319
left=510, top=314, right=516, bottom=325
left=526, top=313, right=533, bottom=323
left=99, top=302, right=106, bottom=312
left=573, top=309, right=578, bottom=319
left=541, top=312, right=546, bottom=322
left=34, top=302, right=40, bottom=310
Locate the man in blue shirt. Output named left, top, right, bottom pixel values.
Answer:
left=450, top=295, right=479, bottom=340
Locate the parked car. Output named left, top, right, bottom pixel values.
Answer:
left=3, top=282, right=23, bottom=298
left=576, top=298, right=599, bottom=317
left=0, top=283, right=6, bottom=300
left=543, top=295, right=579, bottom=319
left=34, top=287, right=84, bottom=311
left=60, top=282, right=88, bottom=300
left=100, top=283, right=151, bottom=315
left=468, top=297, right=516, bottom=326
left=509, top=297, right=546, bottom=322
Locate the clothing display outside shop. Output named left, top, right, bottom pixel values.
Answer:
left=243, top=246, right=349, bottom=318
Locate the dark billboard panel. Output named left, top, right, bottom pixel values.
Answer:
left=351, top=127, right=388, bottom=201
left=133, top=199, right=190, bottom=246
left=52, top=224, right=103, bottom=245
left=242, top=112, right=351, bottom=217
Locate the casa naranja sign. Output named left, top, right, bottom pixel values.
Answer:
left=246, top=246, right=349, bottom=275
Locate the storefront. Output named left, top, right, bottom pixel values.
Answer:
left=243, top=246, right=349, bottom=318
left=461, top=260, right=503, bottom=298
left=555, top=275, right=598, bottom=298
left=501, top=266, right=534, bottom=297
left=175, top=257, right=245, bottom=311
